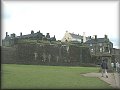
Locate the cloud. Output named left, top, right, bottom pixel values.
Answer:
left=109, top=37, right=119, bottom=49
left=2, top=1, right=119, bottom=49
left=3, top=13, right=11, bottom=20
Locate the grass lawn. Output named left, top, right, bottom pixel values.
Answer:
left=1, top=64, right=113, bottom=89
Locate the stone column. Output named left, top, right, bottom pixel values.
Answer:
left=43, top=53, right=46, bottom=62
left=34, top=52, right=38, bottom=60
left=48, top=54, right=51, bottom=62
left=56, top=56, right=59, bottom=62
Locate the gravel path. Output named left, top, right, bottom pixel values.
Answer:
left=81, top=72, right=120, bottom=89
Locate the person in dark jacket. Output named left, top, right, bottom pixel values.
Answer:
left=101, top=59, right=108, bottom=78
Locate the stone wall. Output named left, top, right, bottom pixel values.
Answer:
left=1, top=46, right=17, bottom=64
left=1, top=43, right=93, bottom=66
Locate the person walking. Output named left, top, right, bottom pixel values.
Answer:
left=113, top=61, right=116, bottom=72
left=101, top=59, right=108, bottom=78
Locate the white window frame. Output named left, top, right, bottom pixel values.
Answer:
left=91, top=48, right=94, bottom=52
left=90, top=43, right=92, bottom=46
left=100, top=48, right=102, bottom=52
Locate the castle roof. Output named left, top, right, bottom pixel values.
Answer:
left=84, top=38, right=112, bottom=44
left=16, top=32, right=43, bottom=39
left=69, top=33, right=82, bottom=39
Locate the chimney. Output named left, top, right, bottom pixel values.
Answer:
left=83, top=32, right=86, bottom=42
left=95, top=35, right=97, bottom=40
left=31, top=30, right=34, bottom=34
left=89, top=36, right=91, bottom=39
left=46, top=33, right=50, bottom=38
left=104, top=35, right=107, bottom=39
left=13, top=33, right=15, bottom=37
left=20, top=32, right=22, bottom=36
left=53, top=35, right=56, bottom=41
left=81, top=39, right=83, bottom=43
left=6, top=32, right=8, bottom=37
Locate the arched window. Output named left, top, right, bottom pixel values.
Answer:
left=91, top=48, right=93, bottom=52
left=100, top=48, right=102, bottom=52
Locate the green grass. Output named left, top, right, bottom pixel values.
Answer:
left=1, top=64, right=113, bottom=89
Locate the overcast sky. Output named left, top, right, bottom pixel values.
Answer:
left=2, top=1, right=119, bottom=49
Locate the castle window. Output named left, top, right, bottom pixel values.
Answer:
left=105, top=47, right=109, bottom=52
left=100, top=48, right=102, bottom=52
left=103, top=47, right=104, bottom=52
left=91, top=48, right=93, bottom=52
left=99, top=43, right=102, bottom=46
left=90, top=43, right=92, bottom=46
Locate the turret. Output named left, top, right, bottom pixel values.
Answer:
left=31, top=30, right=34, bottom=34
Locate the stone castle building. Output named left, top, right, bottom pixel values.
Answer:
left=84, top=35, right=113, bottom=55
left=61, top=31, right=89, bottom=43
left=2, top=30, right=56, bottom=47
left=83, top=34, right=120, bottom=71
left=1, top=30, right=120, bottom=68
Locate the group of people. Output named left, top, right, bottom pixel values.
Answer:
left=100, top=58, right=120, bottom=78
left=111, top=62, right=120, bottom=72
